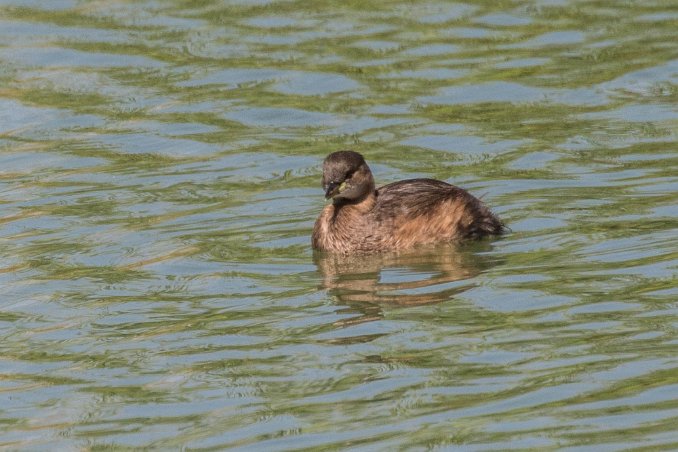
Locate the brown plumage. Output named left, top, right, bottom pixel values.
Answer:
left=312, top=150, right=504, bottom=254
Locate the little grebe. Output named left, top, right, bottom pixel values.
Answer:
left=312, top=150, right=504, bottom=253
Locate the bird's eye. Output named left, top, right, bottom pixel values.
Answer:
left=345, top=170, right=355, bottom=179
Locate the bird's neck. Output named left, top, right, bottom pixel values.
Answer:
left=333, top=190, right=376, bottom=217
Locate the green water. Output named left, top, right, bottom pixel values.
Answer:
left=1, top=0, right=677, bottom=449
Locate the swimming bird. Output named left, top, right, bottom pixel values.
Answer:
left=312, top=150, right=504, bottom=253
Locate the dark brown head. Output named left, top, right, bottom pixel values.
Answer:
left=321, top=150, right=375, bottom=203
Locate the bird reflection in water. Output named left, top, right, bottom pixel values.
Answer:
left=314, top=243, right=499, bottom=329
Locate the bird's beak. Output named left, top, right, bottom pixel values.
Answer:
left=324, top=181, right=339, bottom=199
left=324, top=181, right=346, bottom=199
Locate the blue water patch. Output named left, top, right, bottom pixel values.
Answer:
left=0, top=99, right=103, bottom=137
left=0, top=46, right=166, bottom=68
left=224, top=107, right=338, bottom=128
left=401, top=44, right=461, bottom=57
left=401, top=134, right=525, bottom=156
left=512, top=30, right=586, bottom=47
left=350, top=40, right=401, bottom=52
left=473, top=12, right=532, bottom=26
left=581, top=104, right=678, bottom=122
left=419, top=81, right=609, bottom=106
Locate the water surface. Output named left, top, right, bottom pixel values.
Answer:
left=1, top=0, right=677, bottom=449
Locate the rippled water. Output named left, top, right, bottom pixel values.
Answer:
left=1, top=0, right=677, bottom=449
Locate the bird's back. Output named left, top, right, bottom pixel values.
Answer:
left=371, top=179, right=503, bottom=248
